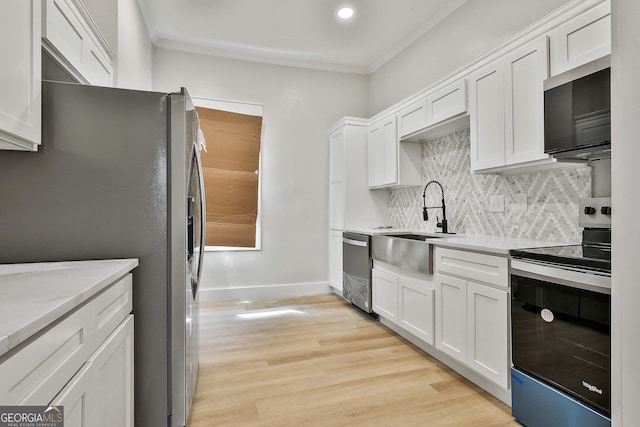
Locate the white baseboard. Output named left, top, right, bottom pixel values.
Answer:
left=198, top=281, right=332, bottom=302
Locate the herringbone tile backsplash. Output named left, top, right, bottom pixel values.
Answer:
left=389, top=128, right=591, bottom=243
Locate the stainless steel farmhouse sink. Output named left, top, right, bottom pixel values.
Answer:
left=371, top=234, right=442, bottom=274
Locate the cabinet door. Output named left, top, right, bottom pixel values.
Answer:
left=329, top=230, right=344, bottom=292
left=381, top=116, right=398, bottom=186
left=368, top=116, right=398, bottom=188
left=549, top=1, right=611, bottom=76
left=428, top=79, right=467, bottom=125
left=399, top=277, right=435, bottom=345
left=49, top=364, right=94, bottom=427
left=504, top=36, right=550, bottom=165
left=88, top=316, right=134, bottom=427
left=0, top=0, right=41, bottom=151
left=329, top=128, right=345, bottom=230
left=398, top=98, right=428, bottom=138
left=469, top=63, right=505, bottom=171
left=435, top=274, right=467, bottom=363
left=467, top=282, right=508, bottom=389
left=372, top=268, right=399, bottom=323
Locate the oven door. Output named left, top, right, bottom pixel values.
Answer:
left=511, top=260, right=611, bottom=416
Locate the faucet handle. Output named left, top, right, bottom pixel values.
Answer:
left=436, top=216, right=442, bottom=228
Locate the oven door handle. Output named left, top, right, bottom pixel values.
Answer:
left=510, top=259, right=611, bottom=294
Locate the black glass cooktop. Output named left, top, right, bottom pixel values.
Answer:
left=511, top=229, right=611, bottom=274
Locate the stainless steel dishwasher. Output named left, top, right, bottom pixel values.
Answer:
left=342, top=232, right=374, bottom=315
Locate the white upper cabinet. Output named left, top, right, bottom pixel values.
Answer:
left=42, top=0, right=114, bottom=86
left=470, top=36, right=553, bottom=173
left=549, top=0, right=611, bottom=77
left=368, top=115, right=422, bottom=189
left=0, top=0, right=41, bottom=151
left=469, top=63, right=506, bottom=171
left=504, top=36, right=550, bottom=165
left=398, top=98, right=428, bottom=139
left=428, top=79, right=467, bottom=126
left=399, top=79, right=468, bottom=142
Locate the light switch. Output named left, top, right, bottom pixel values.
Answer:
left=489, top=195, right=505, bottom=213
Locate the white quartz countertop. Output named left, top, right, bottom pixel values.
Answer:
left=0, top=258, right=138, bottom=358
left=344, top=228, right=576, bottom=255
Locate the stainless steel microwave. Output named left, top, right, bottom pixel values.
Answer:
left=544, top=56, right=611, bottom=161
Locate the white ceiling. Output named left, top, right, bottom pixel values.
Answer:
left=135, top=0, right=468, bottom=74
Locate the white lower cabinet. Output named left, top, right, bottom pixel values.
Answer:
left=435, top=274, right=467, bottom=363
left=373, top=264, right=435, bottom=343
left=50, top=316, right=133, bottom=427
left=434, top=247, right=510, bottom=389
left=0, top=273, right=134, bottom=423
left=372, top=267, right=399, bottom=323
left=398, top=277, right=435, bottom=345
left=467, top=282, right=508, bottom=389
left=329, top=230, right=343, bottom=292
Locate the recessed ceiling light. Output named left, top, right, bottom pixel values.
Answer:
left=337, top=6, right=355, bottom=20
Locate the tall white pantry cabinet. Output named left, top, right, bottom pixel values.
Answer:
left=328, top=118, right=390, bottom=292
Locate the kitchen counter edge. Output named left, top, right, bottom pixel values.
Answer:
left=343, top=228, right=576, bottom=255
left=0, top=258, right=139, bottom=358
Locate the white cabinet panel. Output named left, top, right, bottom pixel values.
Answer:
left=50, top=363, right=93, bottom=427
left=398, top=98, right=429, bottom=138
left=42, top=0, right=114, bottom=86
left=329, top=230, right=343, bottom=292
left=428, top=79, right=467, bottom=125
left=469, top=64, right=505, bottom=171
left=434, top=247, right=508, bottom=288
left=435, top=274, right=467, bottom=363
left=399, top=277, right=435, bottom=345
left=470, top=36, right=552, bottom=173
left=372, top=267, right=399, bottom=323
left=89, top=316, right=134, bottom=427
left=505, top=36, right=550, bottom=165
left=0, top=298, right=93, bottom=405
left=368, top=115, right=421, bottom=189
left=549, top=1, right=611, bottom=76
left=467, top=282, right=509, bottom=389
left=0, top=0, right=41, bottom=151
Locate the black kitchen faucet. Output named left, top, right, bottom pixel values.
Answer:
left=422, top=180, right=449, bottom=234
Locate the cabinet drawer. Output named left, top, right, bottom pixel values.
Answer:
left=434, top=247, right=508, bottom=288
left=93, top=274, right=133, bottom=347
left=0, top=301, right=93, bottom=405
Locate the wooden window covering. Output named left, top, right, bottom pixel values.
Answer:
left=196, top=107, right=262, bottom=248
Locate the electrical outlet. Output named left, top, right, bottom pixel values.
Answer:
left=489, top=195, right=505, bottom=213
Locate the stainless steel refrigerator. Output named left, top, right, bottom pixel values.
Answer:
left=0, top=81, right=206, bottom=427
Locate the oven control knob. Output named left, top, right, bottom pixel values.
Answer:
left=601, top=206, right=612, bottom=215
left=584, top=206, right=596, bottom=215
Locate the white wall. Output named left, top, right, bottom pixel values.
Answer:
left=152, top=48, right=368, bottom=299
left=611, top=0, right=640, bottom=425
left=368, top=0, right=570, bottom=115
left=116, top=0, right=153, bottom=90
left=81, top=0, right=118, bottom=53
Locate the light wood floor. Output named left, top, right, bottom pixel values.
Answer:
left=188, top=293, right=521, bottom=426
